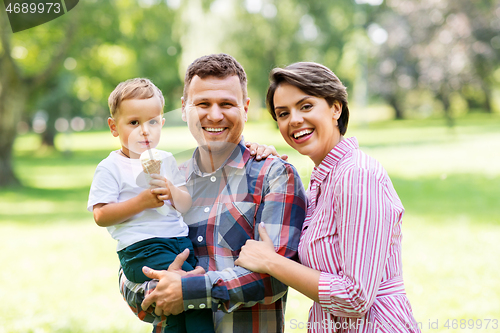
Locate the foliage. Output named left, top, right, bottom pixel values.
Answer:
left=368, top=0, right=500, bottom=121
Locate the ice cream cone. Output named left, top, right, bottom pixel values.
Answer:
left=142, top=159, right=162, bottom=175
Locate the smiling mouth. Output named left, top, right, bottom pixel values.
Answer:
left=292, top=129, right=314, bottom=139
left=203, top=127, right=226, bottom=133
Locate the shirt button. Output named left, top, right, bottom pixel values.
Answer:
left=198, top=236, right=203, bottom=243
left=187, top=304, right=195, bottom=309
left=210, top=176, right=216, bottom=182
left=199, top=303, right=206, bottom=309
left=204, top=207, right=210, bottom=213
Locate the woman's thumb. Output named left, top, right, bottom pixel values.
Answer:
left=258, top=222, right=272, bottom=244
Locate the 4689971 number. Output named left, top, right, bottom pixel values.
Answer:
left=5, top=2, right=61, bottom=14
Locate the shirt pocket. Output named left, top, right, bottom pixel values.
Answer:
left=217, top=201, right=256, bottom=252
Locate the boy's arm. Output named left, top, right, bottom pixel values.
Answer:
left=149, top=175, right=192, bottom=214
left=168, top=185, right=192, bottom=214
left=93, top=189, right=164, bottom=227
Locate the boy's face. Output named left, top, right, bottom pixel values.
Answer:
left=108, top=96, right=165, bottom=159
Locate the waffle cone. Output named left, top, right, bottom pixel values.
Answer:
left=142, top=159, right=162, bottom=175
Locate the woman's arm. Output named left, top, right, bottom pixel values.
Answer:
left=237, top=167, right=398, bottom=317
left=235, top=222, right=321, bottom=303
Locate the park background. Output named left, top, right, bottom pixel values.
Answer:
left=1, top=0, right=500, bottom=332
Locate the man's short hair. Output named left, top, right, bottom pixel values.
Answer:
left=266, top=62, right=350, bottom=136
left=183, top=53, right=248, bottom=101
left=108, top=78, right=165, bottom=117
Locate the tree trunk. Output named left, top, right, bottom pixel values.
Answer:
left=0, top=77, right=27, bottom=187
left=388, top=95, right=404, bottom=120
left=438, top=88, right=455, bottom=128
left=42, top=125, right=56, bottom=147
left=482, top=85, right=492, bottom=113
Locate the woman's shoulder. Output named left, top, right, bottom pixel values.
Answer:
left=336, top=144, right=388, bottom=183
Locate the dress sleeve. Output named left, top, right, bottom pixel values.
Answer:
left=317, top=167, right=395, bottom=317
left=181, top=160, right=307, bottom=313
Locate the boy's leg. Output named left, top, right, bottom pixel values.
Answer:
left=177, top=237, right=197, bottom=272
left=184, top=309, right=215, bottom=333
left=163, top=312, right=187, bottom=333
left=119, top=238, right=192, bottom=283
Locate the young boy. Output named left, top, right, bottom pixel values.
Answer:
left=87, top=78, right=214, bottom=333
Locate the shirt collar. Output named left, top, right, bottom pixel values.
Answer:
left=185, top=138, right=250, bottom=181
left=311, top=137, right=359, bottom=184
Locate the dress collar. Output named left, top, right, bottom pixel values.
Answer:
left=310, top=137, right=358, bottom=184
left=185, top=138, right=250, bottom=181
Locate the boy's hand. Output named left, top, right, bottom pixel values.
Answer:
left=149, top=174, right=173, bottom=201
left=138, top=188, right=164, bottom=209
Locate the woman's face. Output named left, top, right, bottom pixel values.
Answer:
left=273, top=83, right=342, bottom=166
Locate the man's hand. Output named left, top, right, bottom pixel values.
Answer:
left=141, top=249, right=205, bottom=316
left=245, top=142, right=288, bottom=161
left=141, top=268, right=184, bottom=316
left=167, top=248, right=206, bottom=277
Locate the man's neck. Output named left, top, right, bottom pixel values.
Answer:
left=197, top=142, right=238, bottom=173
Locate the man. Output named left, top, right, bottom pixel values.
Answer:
left=119, top=53, right=306, bottom=332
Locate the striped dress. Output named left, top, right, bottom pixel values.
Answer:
left=298, top=137, right=421, bottom=333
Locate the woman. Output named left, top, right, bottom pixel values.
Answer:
left=235, top=62, right=420, bottom=332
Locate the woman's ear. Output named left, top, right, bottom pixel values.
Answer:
left=332, top=101, right=342, bottom=120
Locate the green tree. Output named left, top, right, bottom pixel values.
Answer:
left=0, top=8, right=77, bottom=186
left=0, top=0, right=183, bottom=187
left=226, top=0, right=358, bottom=111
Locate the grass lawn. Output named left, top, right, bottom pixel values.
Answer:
left=1, top=113, right=499, bottom=332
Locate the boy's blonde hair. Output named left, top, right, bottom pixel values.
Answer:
left=108, top=78, right=165, bottom=117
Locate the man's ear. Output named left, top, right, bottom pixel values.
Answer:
left=108, top=117, right=119, bottom=137
left=243, top=97, right=250, bottom=122
left=181, top=97, right=187, bottom=122
left=332, top=101, right=342, bottom=120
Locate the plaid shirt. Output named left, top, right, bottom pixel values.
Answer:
left=119, top=140, right=306, bottom=333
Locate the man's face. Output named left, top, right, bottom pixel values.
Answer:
left=182, top=75, right=249, bottom=153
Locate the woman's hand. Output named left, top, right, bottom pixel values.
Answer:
left=245, top=142, right=288, bottom=161
left=235, top=222, right=277, bottom=274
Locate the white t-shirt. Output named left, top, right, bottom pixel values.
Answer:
left=88, top=150, right=189, bottom=251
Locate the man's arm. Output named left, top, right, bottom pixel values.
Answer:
left=142, top=160, right=307, bottom=314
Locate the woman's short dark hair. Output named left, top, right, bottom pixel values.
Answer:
left=266, top=62, right=349, bottom=135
